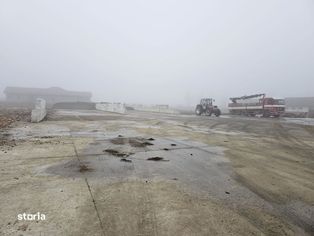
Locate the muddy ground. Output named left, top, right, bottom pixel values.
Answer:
left=0, top=109, right=313, bottom=236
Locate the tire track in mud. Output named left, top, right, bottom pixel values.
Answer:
left=272, top=123, right=314, bottom=156
left=169, top=117, right=314, bottom=235
left=279, top=206, right=314, bottom=235
left=209, top=121, right=224, bottom=129
left=229, top=156, right=314, bottom=234
left=303, top=125, right=314, bottom=138
left=233, top=122, right=314, bottom=234
left=162, top=137, right=299, bottom=236
left=183, top=118, right=313, bottom=234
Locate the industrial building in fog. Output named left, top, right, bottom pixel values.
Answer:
left=285, top=97, right=314, bottom=118
left=4, top=86, right=92, bottom=105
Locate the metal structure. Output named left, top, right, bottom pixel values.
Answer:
left=195, top=98, right=221, bottom=117
left=228, top=93, right=285, bottom=117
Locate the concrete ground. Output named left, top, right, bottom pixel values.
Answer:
left=0, top=109, right=313, bottom=236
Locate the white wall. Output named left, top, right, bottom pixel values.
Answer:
left=96, top=102, right=126, bottom=114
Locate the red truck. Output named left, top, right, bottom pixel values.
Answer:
left=228, top=94, right=285, bottom=117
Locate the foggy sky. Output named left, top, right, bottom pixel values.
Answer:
left=0, top=0, right=313, bottom=107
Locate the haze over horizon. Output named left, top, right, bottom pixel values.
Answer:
left=1, top=0, right=313, bottom=107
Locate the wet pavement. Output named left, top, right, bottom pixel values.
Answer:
left=44, top=133, right=313, bottom=233
left=1, top=109, right=313, bottom=235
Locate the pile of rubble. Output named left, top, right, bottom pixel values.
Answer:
left=0, top=109, right=30, bottom=149
left=0, top=109, right=31, bottom=129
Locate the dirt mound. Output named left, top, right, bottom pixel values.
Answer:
left=0, top=109, right=31, bottom=129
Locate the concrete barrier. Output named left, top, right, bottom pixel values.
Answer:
left=31, top=98, right=47, bottom=122
left=96, top=102, right=126, bottom=114
left=128, top=104, right=179, bottom=114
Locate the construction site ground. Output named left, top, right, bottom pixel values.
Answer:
left=0, top=109, right=313, bottom=236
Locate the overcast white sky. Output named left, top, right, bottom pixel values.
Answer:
left=0, top=0, right=313, bottom=106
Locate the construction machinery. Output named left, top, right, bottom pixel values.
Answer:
left=228, top=94, right=285, bottom=117
left=195, top=98, right=221, bottom=117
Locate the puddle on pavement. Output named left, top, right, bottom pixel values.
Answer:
left=43, top=134, right=302, bottom=227
left=44, top=135, right=266, bottom=205
left=44, top=136, right=234, bottom=198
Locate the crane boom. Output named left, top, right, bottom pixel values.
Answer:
left=230, top=93, right=265, bottom=103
